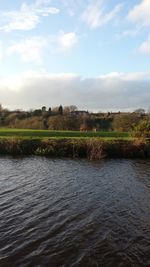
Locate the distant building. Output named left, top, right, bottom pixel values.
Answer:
left=70, top=110, right=89, bottom=116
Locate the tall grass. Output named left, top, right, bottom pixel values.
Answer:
left=0, top=138, right=149, bottom=159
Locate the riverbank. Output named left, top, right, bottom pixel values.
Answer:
left=0, top=138, right=149, bottom=159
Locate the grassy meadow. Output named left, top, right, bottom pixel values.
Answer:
left=0, top=128, right=129, bottom=139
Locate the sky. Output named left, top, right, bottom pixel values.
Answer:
left=0, top=0, right=150, bottom=111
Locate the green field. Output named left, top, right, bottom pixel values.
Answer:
left=0, top=128, right=129, bottom=139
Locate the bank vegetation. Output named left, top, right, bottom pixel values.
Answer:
left=0, top=138, right=149, bottom=160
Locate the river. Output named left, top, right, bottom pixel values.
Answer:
left=0, top=157, right=150, bottom=267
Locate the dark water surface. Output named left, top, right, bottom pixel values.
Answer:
left=0, top=157, right=150, bottom=267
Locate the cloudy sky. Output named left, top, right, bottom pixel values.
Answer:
left=0, top=0, right=150, bottom=111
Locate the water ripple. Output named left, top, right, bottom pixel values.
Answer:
left=0, top=158, right=150, bottom=267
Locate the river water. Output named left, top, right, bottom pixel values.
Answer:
left=0, top=157, right=150, bottom=267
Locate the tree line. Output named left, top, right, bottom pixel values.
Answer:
left=0, top=104, right=149, bottom=134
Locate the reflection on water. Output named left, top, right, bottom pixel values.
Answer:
left=0, top=157, right=150, bottom=267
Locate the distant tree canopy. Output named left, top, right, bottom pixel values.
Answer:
left=0, top=103, right=150, bottom=133
left=134, top=108, right=145, bottom=114
left=112, top=113, right=142, bottom=132
left=32, top=109, right=42, bottom=116
left=58, top=105, right=63, bottom=115
left=42, top=106, right=46, bottom=112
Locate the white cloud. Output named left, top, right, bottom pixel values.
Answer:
left=98, top=72, right=150, bottom=81
left=0, top=71, right=150, bottom=111
left=139, top=35, right=150, bottom=54
left=128, top=0, right=150, bottom=28
left=127, top=1, right=150, bottom=55
left=81, top=0, right=123, bottom=29
left=7, top=37, right=48, bottom=63
left=57, top=31, right=78, bottom=51
left=61, top=0, right=82, bottom=16
left=121, top=29, right=139, bottom=38
left=0, top=0, right=59, bottom=32
left=1, top=31, right=78, bottom=64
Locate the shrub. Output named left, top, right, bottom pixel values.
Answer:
left=131, top=120, right=150, bottom=138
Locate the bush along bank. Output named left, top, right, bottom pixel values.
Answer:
left=0, top=138, right=150, bottom=159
